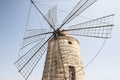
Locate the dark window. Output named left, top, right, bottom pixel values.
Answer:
left=68, top=41, right=72, bottom=44
left=69, top=66, right=75, bottom=80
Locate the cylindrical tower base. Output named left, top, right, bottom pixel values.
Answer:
left=42, top=34, right=85, bottom=80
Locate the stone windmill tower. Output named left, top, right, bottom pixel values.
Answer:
left=14, top=0, right=114, bottom=80
left=42, top=32, right=85, bottom=80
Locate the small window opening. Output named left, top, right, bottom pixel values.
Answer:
left=69, top=66, right=75, bottom=80
left=68, top=41, right=72, bottom=44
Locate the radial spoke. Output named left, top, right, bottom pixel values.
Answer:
left=42, top=39, right=57, bottom=79
left=25, top=29, right=47, bottom=36
left=31, top=0, right=55, bottom=31
left=69, top=14, right=114, bottom=29
left=65, top=14, right=114, bottom=39
left=45, top=5, right=57, bottom=29
left=14, top=35, right=53, bottom=80
left=21, top=29, right=52, bottom=49
left=22, top=37, right=45, bottom=49
left=58, top=0, right=97, bottom=30
left=24, top=30, right=53, bottom=40
left=66, top=24, right=113, bottom=39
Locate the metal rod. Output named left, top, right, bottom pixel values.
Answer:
left=70, top=34, right=111, bottom=39
left=69, top=14, right=115, bottom=28
left=58, top=0, right=89, bottom=30
left=24, top=31, right=53, bottom=40
left=31, top=0, right=56, bottom=31
left=63, top=24, right=114, bottom=32
left=58, top=0, right=97, bottom=30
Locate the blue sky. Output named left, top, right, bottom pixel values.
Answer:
left=0, top=0, right=120, bottom=80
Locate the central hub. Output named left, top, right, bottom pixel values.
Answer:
left=53, top=30, right=66, bottom=38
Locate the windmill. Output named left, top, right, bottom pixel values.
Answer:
left=14, top=0, right=114, bottom=80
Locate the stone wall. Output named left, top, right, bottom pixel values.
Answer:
left=42, top=35, right=85, bottom=80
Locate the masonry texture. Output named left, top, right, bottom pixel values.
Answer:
left=42, top=33, right=85, bottom=80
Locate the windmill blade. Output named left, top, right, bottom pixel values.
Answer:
left=31, top=0, right=55, bottom=31
left=14, top=35, right=53, bottom=80
left=62, top=0, right=97, bottom=24
left=21, top=29, right=53, bottom=49
left=66, top=24, right=113, bottom=39
left=65, top=14, right=114, bottom=39
left=59, top=0, right=97, bottom=29
left=45, top=5, right=57, bottom=28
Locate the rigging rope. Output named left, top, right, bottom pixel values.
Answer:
left=34, top=5, right=44, bottom=29
left=38, top=2, right=92, bottom=21
left=83, top=39, right=107, bottom=69
left=25, top=3, right=32, bottom=33
left=18, top=3, right=32, bottom=57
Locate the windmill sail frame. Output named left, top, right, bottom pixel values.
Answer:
left=14, top=0, right=114, bottom=80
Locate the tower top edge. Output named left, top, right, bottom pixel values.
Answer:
left=49, top=35, right=80, bottom=45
